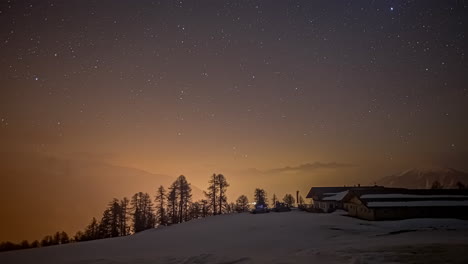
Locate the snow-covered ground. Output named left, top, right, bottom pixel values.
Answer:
left=1, top=210, right=468, bottom=264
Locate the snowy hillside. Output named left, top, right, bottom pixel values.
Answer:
left=1, top=211, right=467, bottom=264
left=375, top=167, right=468, bottom=189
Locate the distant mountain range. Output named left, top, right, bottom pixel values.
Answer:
left=0, top=152, right=203, bottom=242
left=375, top=167, right=468, bottom=189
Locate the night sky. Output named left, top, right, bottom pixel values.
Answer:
left=1, top=1, right=468, bottom=241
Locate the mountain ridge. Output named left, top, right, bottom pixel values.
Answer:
left=375, top=167, right=468, bottom=189
left=0, top=151, right=203, bottom=242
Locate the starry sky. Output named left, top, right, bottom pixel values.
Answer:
left=1, top=1, right=468, bottom=241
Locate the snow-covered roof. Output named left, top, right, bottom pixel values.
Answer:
left=323, top=190, right=349, bottom=201
left=367, top=200, right=468, bottom=208
left=361, top=194, right=468, bottom=199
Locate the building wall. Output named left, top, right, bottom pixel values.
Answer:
left=346, top=203, right=375, bottom=220
left=345, top=206, right=468, bottom=220
left=344, top=203, right=356, bottom=216
left=345, top=197, right=375, bottom=220
left=373, top=206, right=468, bottom=220
left=344, top=192, right=468, bottom=220
left=313, top=200, right=339, bottom=212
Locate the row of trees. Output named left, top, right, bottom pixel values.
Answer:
left=253, top=188, right=305, bottom=208
left=74, top=174, right=199, bottom=242
left=0, top=231, right=70, bottom=252
left=1, top=174, right=246, bottom=252
left=75, top=173, right=252, bottom=243
left=1, top=173, right=302, bottom=252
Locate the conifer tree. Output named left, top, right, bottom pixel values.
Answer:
left=155, top=185, right=167, bottom=226
left=254, top=188, right=268, bottom=206
left=119, top=197, right=130, bottom=236
left=59, top=231, right=70, bottom=244
left=131, top=192, right=156, bottom=233
left=109, top=198, right=121, bottom=237
left=189, top=201, right=201, bottom=219
left=204, top=173, right=219, bottom=215
left=283, top=194, right=295, bottom=207
left=98, top=208, right=112, bottom=238
left=176, top=175, right=192, bottom=222
left=217, top=174, right=229, bottom=214
left=167, top=182, right=179, bottom=224
left=84, top=217, right=99, bottom=240
left=200, top=199, right=209, bottom=217
left=235, top=195, right=250, bottom=212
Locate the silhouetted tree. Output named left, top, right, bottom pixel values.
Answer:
left=254, top=188, right=268, bottom=206
left=204, top=173, right=229, bottom=215
left=131, top=192, right=156, bottom=233
left=200, top=199, right=209, bottom=217
left=30, top=240, right=40, bottom=248
left=52, top=231, right=61, bottom=245
left=74, top=231, right=84, bottom=242
left=155, top=185, right=168, bottom=226
left=176, top=175, right=192, bottom=222
left=119, top=197, right=130, bottom=236
left=283, top=194, right=295, bottom=207
left=0, top=239, right=40, bottom=252
left=98, top=208, right=113, bottom=238
left=235, top=195, right=250, bottom=212
left=0, top=241, right=21, bottom=252
left=167, top=183, right=179, bottom=224
left=108, top=198, right=123, bottom=237
left=59, top=231, right=70, bottom=244
left=217, top=174, right=229, bottom=214
left=40, top=235, right=53, bottom=247
left=189, top=201, right=201, bottom=219
left=82, top=217, right=100, bottom=241
left=20, top=240, right=30, bottom=249
left=431, top=180, right=443, bottom=189
left=227, top=202, right=237, bottom=213
left=205, top=173, right=219, bottom=215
